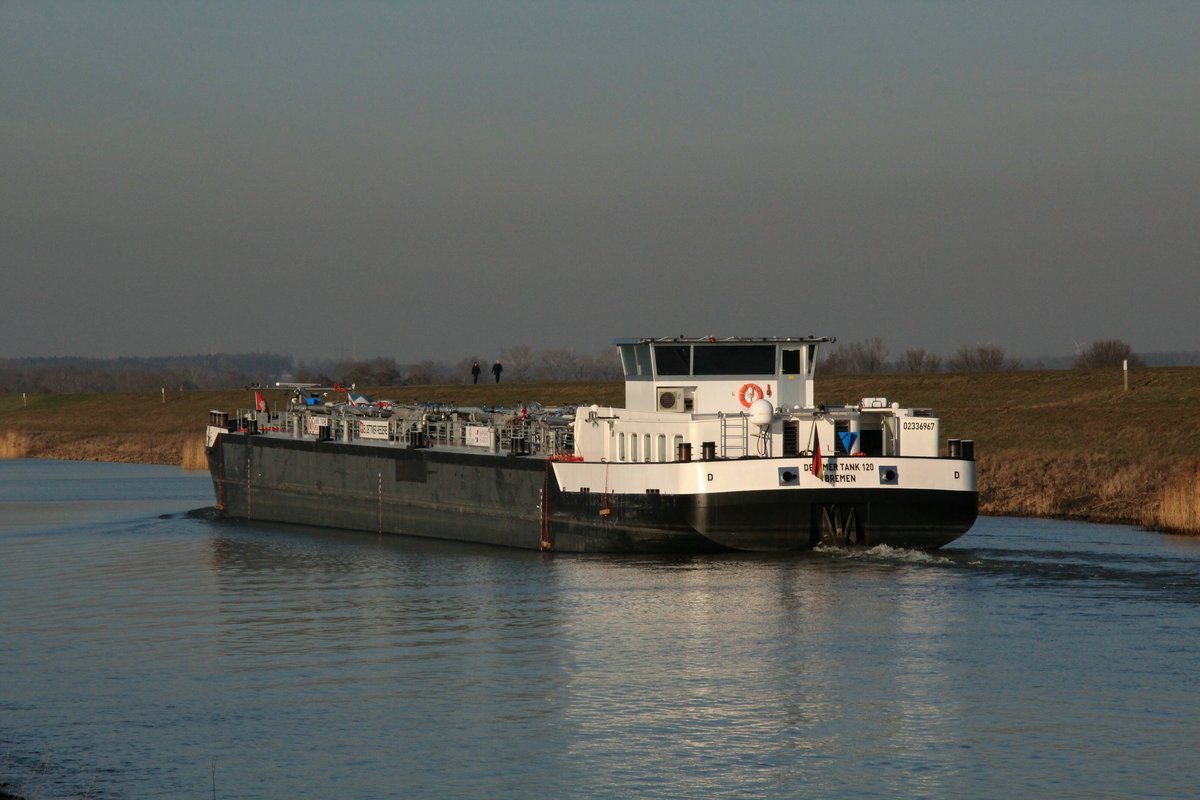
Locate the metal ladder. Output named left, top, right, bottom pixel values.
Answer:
left=720, top=414, right=749, bottom=458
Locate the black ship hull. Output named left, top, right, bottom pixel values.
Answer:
left=208, top=432, right=977, bottom=553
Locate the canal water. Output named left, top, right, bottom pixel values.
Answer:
left=1, top=460, right=1198, bottom=799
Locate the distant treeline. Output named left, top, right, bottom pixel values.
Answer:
left=0, top=346, right=623, bottom=394
left=0, top=353, right=296, bottom=394
left=2, top=340, right=1195, bottom=394
left=820, top=338, right=1196, bottom=375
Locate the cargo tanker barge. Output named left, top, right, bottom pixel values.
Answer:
left=205, top=336, right=977, bottom=552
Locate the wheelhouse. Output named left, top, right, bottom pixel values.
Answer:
left=614, top=336, right=833, bottom=415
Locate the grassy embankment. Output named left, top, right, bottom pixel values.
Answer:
left=1, top=367, right=1197, bottom=534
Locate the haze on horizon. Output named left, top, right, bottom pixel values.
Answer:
left=3, top=2, right=1198, bottom=365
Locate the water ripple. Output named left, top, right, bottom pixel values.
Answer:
left=3, top=463, right=1200, bottom=798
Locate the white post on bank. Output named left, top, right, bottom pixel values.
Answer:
left=1123, top=359, right=1129, bottom=392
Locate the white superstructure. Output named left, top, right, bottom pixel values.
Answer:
left=571, top=336, right=949, bottom=465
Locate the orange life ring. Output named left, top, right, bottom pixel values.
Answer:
left=738, top=383, right=764, bottom=407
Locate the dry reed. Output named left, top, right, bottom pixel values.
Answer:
left=1143, top=459, right=1200, bottom=535
left=0, top=430, right=31, bottom=459
left=180, top=438, right=208, bottom=471
left=977, top=449, right=1175, bottom=527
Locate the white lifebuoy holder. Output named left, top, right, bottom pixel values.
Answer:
left=738, top=383, right=765, bottom=407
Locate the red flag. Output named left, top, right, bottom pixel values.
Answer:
left=254, top=391, right=269, bottom=412
left=812, top=430, right=823, bottom=479
left=346, top=389, right=358, bottom=407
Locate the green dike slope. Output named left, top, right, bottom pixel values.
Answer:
left=2, top=368, right=1197, bottom=533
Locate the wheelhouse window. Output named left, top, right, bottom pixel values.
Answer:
left=692, top=344, right=775, bottom=376
left=620, top=344, right=653, bottom=378
left=653, top=345, right=691, bottom=376
left=782, top=348, right=801, bottom=375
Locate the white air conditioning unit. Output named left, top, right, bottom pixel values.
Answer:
left=657, top=388, right=685, bottom=412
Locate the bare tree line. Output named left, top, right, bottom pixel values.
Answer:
left=821, top=337, right=1142, bottom=375
left=0, top=338, right=1152, bottom=394
left=0, top=346, right=623, bottom=394
left=0, top=353, right=293, bottom=394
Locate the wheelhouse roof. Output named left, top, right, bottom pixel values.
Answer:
left=613, top=336, right=835, bottom=345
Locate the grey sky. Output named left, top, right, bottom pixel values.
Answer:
left=4, top=1, right=1198, bottom=363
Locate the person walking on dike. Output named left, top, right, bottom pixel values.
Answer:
left=492, top=361, right=503, bottom=383
left=471, top=361, right=481, bottom=384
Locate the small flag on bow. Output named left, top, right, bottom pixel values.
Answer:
left=812, top=430, right=823, bottom=479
